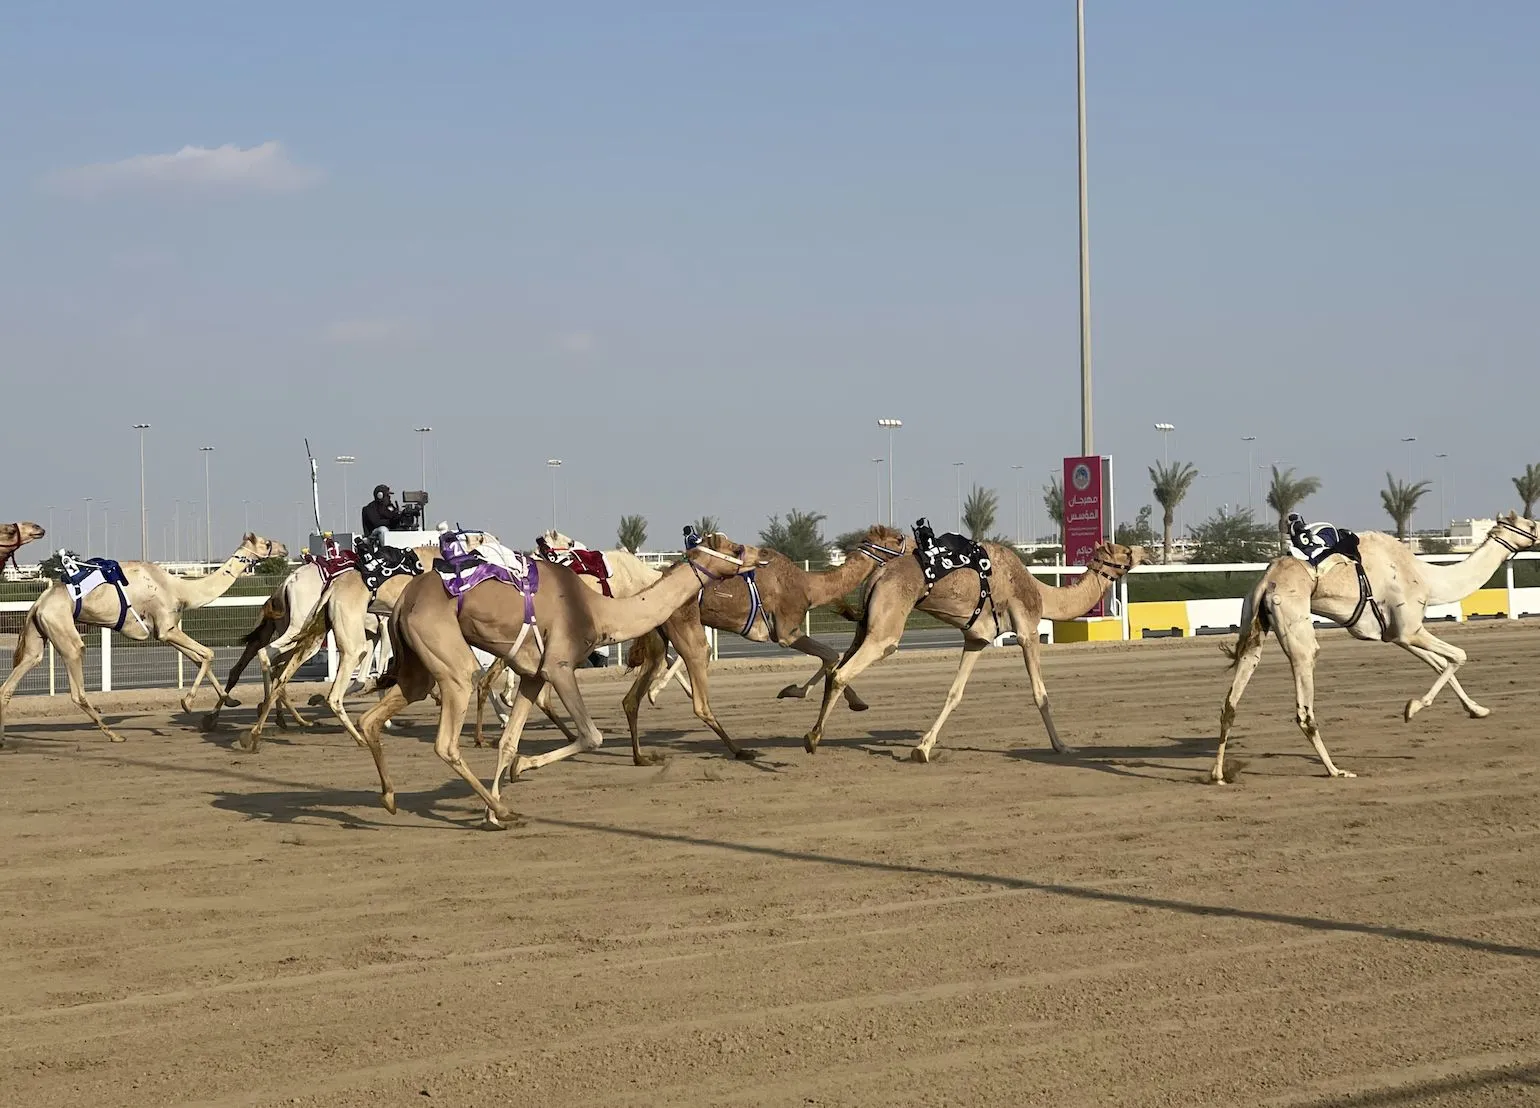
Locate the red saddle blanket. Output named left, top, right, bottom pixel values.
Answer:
left=547, top=547, right=612, bottom=596
left=303, top=541, right=359, bottom=586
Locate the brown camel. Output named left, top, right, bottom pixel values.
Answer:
left=1213, top=513, right=1540, bottom=782
left=356, top=532, right=767, bottom=828
left=0, top=521, right=46, bottom=573
left=0, top=533, right=287, bottom=743
left=619, top=525, right=909, bottom=763
left=803, top=540, right=1147, bottom=761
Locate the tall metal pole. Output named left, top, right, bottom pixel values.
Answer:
left=1435, top=452, right=1449, bottom=530
left=1076, top=0, right=1094, bottom=457
left=872, top=458, right=884, bottom=523
left=877, top=419, right=902, bottom=525
left=953, top=462, right=965, bottom=531
left=133, top=423, right=150, bottom=559
left=415, top=426, right=432, bottom=489
left=335, top=456, right=356, bottom=532
left=1242, top=436, right=1256, bottom=512
left=84, top=497, right=93, bottom=551
left=200, top=446, right=214, bottom=560
left=547, top=459, right=563, bottom=532
left=1011, top=465, right=1024, bottom=543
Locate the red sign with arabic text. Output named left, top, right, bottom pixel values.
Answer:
left=1062, top=455, right=1109, bottom=618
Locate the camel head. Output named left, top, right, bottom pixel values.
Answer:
left=855, top=524, right=909, bottom=561
left=1491, top=512, right=1540, bottom=552
left=0, top=521, right=46, bottom=549
left=1088, top=541, right=1146, bottom=580
left=536, top=529, right=583, bottom=556
left=238, top=533, right=289, bottom=567
left=685, top=532, right=770, bottom=578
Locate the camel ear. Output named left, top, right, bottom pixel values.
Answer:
left=1507, top=510, right=1518, bottom=523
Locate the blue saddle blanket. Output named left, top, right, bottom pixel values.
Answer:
left=58, top=552, right=143, bottom=632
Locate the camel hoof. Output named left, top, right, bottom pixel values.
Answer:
left=1050, top=744, right=1077, bottom=756
left=238, top=732, right=260, bottom=753
left=846, top=699, right=870, bottom=713
left=108, top=733, right=127, bottom=744
left=633, top=751, right=665, bottom=766
left=1208, top=774, right=1227, bottom=786
left=179, top=697, right=195, bottom=715
left=1404, top=700, right=1423, bottom=722
left=802, top=734, right=819, bottom=755
left=1468, top=705, right=1492, bottom=719
left=1329, top=770, right=1358, bottom=779
left=307, top=693, right=325, bottom=707
left=381, top=792, right=397, bottom=815
left=775, top=684, right=805, bottom=700
left=909, top=747, right=931, bottom=764
left=224, top=696, right=242, bottom=708
left=479, top=817, right=509, bottom=832
left=734, top=749, right=759, bottom=761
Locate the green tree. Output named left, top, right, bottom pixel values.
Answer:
left=38, top=551, right=65, bottom=580
left=1381, top=473, right=1432, bottom=541
left=1043, top=477, right=1065, bottom=544
left=1265, top=465, right=1323, bottom=543
left=1513, top=463, right=1540, bottom=517
left=760, top=509, right=829, bottom=567
left=617, top=514, right=647, bottom=553
left=1186, top=506, right=1277, bottom=565
left=255, top=555, right=290, bottom=575
left=832, top=527, right=872, bottom=554
left=961, top=484, right=999, bottom=539
left=1149, top=460, right=1199, bottom=564
left=689, top=516, right=721, bottom=540
left=1115, top=504, right=1154, bottom=548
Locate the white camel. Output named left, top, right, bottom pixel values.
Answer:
left=1214, top=513, right=1540, bottom=782
left=0, top=533, right=287, bottom=743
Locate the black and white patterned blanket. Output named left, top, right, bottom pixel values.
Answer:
left=911, top=518, right=996, bottom=631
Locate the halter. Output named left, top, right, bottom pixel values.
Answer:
left=0, top=524, right=23, bottom=574
left=856, top=537, right=907, bottom=563
left=1492, top=517, right=1535, bottom=556
left=235, top=552, right=264, bottom=573
left=1085, top=550, right=1132, bottom=582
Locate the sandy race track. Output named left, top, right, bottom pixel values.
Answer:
left=3, top=623, right=1539, bottom=1107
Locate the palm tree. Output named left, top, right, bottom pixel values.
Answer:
left=1513, top=464, right=1540, bottom=517
left=616, top=514, right=647, bottom=553
left=1043, top=477, right=1065, bottom=545
left=1381, top=473, right=1432, bottom=541
left=1265, top=465, right=1323, bottom=544
left=1149, top=460, right=1199, bottom=564
left=961, top=484, right=998, bottom=539
left=690, top=515, right=721, bottom=539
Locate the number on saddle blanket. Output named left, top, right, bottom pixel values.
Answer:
left=1286, top=513, right=1364, bottom=569
left=303, top=536, right=360, bottom=586
left=354, top=537, right=423, bottom=594
left=911, top=518, right=996, bottom=631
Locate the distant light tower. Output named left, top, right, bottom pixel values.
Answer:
left=84, top=497, right=93, bottom=551
left=546, top=459, right=563, bottom=532
left=1400, top=437, right=1418, bottom=538
left=133, top=423, right=151, bottom=558
left=876, top=418, right=902, bottom=524
left=199, top=446, right=215, bottom=560
left=1154, top=422, right=1175, bottom=467
left=335, top=456, right=356, bottom=530
left=414, top=426, right=433, bottom=489
left=871, top=458, right=884, bottom=523
left=1241, top=435, right=1256, bottom=511
left=1435, top=452, right=1451, bottom=530
left=952, top=461, right=966, bottom=532
left=1011, top=465, right=1025, bottom=543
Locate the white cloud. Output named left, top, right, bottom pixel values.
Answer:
left=44, top=141, right=322, bottom=196
left=322, top=317, right=423, bottom=344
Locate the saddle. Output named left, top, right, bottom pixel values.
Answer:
left=684, top=526, right=770, bottom=637
left=354, top=536, right=423, bottom=594
left=912, top=518, right=997, bottom=632
left=59, top=551, right=146, bottom=633
left=302, top=536, right=359, bottom=586
left=536, top=536, right=613, bottom=597
left=1287, top=513, right=1387, bottom=636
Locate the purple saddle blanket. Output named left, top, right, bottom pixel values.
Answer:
left=433, top=536, right=538, bottom=619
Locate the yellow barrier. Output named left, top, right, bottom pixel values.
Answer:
left=1460, top=589, right=1508, bottom=619
left=1126, top=601, right=1191, bottom=639
left=1052, top=617, right=1124, bottom=643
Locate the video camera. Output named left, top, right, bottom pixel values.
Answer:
left=397, top=489, right=429, bottom=530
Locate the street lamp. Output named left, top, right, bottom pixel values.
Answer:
left=546, top=459, right=563, bottom=532
left=876, top=419, right=902, bottom=524
left=243, top=499, right=251, bottom=534
left=1154, top=422, right=1175, bottom=467
left=84, top=497, right=93, bottom=551
left=335, top=456, right=356, bottom=530
left=174, top=498, right=181, bottom=559
left=1400, top=437, right=1417, bottom=538
left=414, top=426, right=433, bottom=490
left=1241, top=435, right=1256, bottom=511
left=133, top=423, right=151, bottom=559
left=199, top=446, right=214, bottom=561
left=1011, top=465, right=1025, bottom=544
left=1076, top=0, right=1093, bottom=455
left=1435, top=452, right=1451, bottom=530
left=952, top=462, right=965, bottom=532
left=871, top=458, right=884, bottom=523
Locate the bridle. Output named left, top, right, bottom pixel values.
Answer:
left=1086, top=548, right=1133, bottom=582
left=0, top=524, right=29, bottom=573
left=856, top=536, right=907, bottom=563
left=1492, top=517, right=1536, bottom=556
left=689, top=537, right=748, bottom=587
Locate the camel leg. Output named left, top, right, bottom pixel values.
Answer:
left=1400, top=628, right=1488, bottom=720
left=473, top=658, right=507, bottom=747
left=273, top=643, right=322, bottom=728
left=622, top=635, right=676, bottom=766
left=910, top=639, right=987, bottom=763
left=803, top=627, right=897, bottom=754
left=158, top=625, right=223, bottom=715
left=1212, top=632, right=1266, bottom=785
left=0, top=612, right=50, bottom=746
left=487, top=676, right=542, bottom=827
left=645, top=652, right=692, bottom=705
left=358, top=685, right=410, bottom=814
left=1275, top=618, right=1353, bottom=778
left=775, top=635, right=870, bottom=711
left=245, top=631, right=321, bottom=751
left=202, top=636, right=266, bottom=731
left=425, top=676, right=518, bottom=822
left=511, top=666, right=605, bottom=776
left=1019, top=626, right=1073, bottom=755
left=324, top=635, right=375, bottom=748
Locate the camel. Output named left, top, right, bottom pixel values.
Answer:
left=0, top=533, right=287, bottom=743
left=1212, top=512, right=1540, bottom=783
left=201, top=561, right=327, bottom=731
left=356, top=532, right=768, bottom=828
left=619, top=525, right=910, bottom=763
left=240, top=534, right=496, bottom=752
left=0, top=522, right=46, bottom=573
left=803, top=539, right=1147, bottom=762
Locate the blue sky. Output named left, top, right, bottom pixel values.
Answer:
left=4, top=1, right=1537, bottom=557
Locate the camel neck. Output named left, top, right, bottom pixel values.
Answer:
left=1418, top=533, right=1513, bottom=606
left=1038, top=561, right=1121, bottom=621
left=596, top=559, right=722, bottom=642
left=178, top=550, right=256, bottom=608
left=804, top=552, right=886, bottom=609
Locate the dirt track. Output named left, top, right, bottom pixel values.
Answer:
left=3, top=624, right=1539, bottom=1107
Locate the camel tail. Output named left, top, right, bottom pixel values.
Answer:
left=625, top=629, right=665, bottom=672
left=12, top=607, right=41, bottom=669
left=241, top=593, right=288, bottom=645
left=1220, top=579, right=1275, bottom=667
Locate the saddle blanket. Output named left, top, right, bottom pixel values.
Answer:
left=1286, top=514, right=1363, bottom=569
left=303, top=537, right=359, bottom=586
left=911, top=518, right=996, bottom=631
left=544, top=546, right=613, bottom=596
left=355, top=538, right=422, bottom=594
left=58, top=552, right=146, bottom=632
left=434, top=532, right=540, bottom=614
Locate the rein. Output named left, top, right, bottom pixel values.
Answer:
left=856, top=538, right=907, bottom=563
